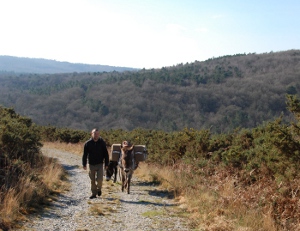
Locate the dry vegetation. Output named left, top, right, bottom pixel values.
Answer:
left=0, top=155, right=67, bottom=230
left=138, top=162, right=279, bottom=231
left=43, top=141, right=84, bottom=156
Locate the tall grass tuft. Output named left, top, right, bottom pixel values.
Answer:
left=0, top=157, right=66, bottom=230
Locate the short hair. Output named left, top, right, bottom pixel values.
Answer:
left=91, top=128, right=99, bottom=133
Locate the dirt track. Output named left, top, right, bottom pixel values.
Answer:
left=17, top=147, right=190, bottom=231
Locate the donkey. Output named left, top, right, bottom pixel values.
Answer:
left=119, top=142, right=135, bottom=194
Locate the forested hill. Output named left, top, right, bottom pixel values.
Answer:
left=0, top=49, right=299, bottom=133
left=0, top=56, right=138, bottom=73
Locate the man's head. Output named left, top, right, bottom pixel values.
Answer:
left=91, top=128, right=99, bottom=141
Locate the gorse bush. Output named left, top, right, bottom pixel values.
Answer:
left=0, top=107, right=42, bottom=181
left=39, top=125, right=89, bottom=143
left=0, top=107, right=65, bottom=230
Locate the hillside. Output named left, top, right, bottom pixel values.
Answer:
left=0, top=56, right=138, bottom=73
left=0, top=50, right=299, bottom=133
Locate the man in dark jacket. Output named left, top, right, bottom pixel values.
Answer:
left=82, top=128, right=109, bottom=199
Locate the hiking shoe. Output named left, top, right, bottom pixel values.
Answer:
left=97, top=190, right=102, bottom=196
left=89, top=195, right=96, bottom=199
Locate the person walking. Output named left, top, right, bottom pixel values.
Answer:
left=82, top=128, right=109, bottom=199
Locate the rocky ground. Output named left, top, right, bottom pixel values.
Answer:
left=16, top=147, right=191, bottom=231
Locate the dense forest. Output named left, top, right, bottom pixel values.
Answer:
left=0, top=50, right=299, bottom=133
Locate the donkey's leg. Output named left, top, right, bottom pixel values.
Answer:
left=124, top=175, right=128, bottom=191
left=127, top=173, right=132, bottom=194
left=121, top=171, right=125, bottom=192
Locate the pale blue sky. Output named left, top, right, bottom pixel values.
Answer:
left=0, top=0, right=299, bottom=69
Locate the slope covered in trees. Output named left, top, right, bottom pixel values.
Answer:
left=0, top=50, right=299, bottom=133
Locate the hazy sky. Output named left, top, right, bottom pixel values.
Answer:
left=0, top=0, right=299, bottom=69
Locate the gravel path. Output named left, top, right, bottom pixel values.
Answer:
left=17, top=147, right=190, bottom=231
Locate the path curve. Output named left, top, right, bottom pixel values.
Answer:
left=18, top=147, right=190, bottom=231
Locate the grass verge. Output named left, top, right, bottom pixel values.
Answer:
left=0, top=146, right=68, bottom=230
